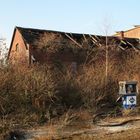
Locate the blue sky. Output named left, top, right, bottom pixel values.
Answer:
left=0, top=0, right=140, bottom=47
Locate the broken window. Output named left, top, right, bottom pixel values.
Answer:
left=71, top=61, right=77, bottom=74
left=15, top=43, right=19, bottom=52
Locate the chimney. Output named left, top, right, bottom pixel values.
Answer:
left=120, top=31, right=124, bottom=39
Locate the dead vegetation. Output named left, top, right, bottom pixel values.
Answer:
left=1, top=34, right=140, bottom=139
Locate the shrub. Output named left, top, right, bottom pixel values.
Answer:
left=57, top=71, right=82, bottom=108
left=77, top=64, right=118, bottom=113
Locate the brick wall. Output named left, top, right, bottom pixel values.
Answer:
left=9, top=29, right=29, bottom=65
left=116, top=27, right=140, bottom=39
left=9, top=30, right=85, bottom=67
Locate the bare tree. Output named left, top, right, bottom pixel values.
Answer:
left=0, top=37, right=8, bottom=66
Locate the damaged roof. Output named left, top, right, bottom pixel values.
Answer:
left=11, top=26, right=140, bottom=51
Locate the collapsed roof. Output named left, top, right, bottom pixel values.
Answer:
left=10, top=26, right=140, bottom=52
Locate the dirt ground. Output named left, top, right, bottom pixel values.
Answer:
left=24, top=116, right=140, bottom=140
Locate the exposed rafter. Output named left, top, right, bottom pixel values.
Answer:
left=65, top=33, right=82, bottom=48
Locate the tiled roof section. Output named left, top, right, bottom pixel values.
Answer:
left=16, top=26, right=140, bottom=50
left=17, top=26, right=88, bottom=44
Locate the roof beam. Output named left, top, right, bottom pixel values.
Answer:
left=65, top=33, right=82, bottom=48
